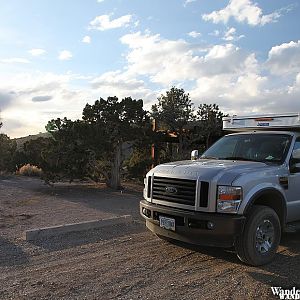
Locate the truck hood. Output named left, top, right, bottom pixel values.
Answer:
left=150, top=159, right=273, bottom=183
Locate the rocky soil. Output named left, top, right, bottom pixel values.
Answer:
left=0, top=176, right=299, bottom=299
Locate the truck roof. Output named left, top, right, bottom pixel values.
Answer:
left=225, top=131, right=299, bottom=137
left=223, top=113, right=300, bottom=132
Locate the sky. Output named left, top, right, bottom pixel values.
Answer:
left=0, top=0, right=300, bottom=138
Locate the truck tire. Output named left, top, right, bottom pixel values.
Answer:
left=235, top=205, right=281, bottom=266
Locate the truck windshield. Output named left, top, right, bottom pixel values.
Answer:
left=201, top=134, right=292, bottom=164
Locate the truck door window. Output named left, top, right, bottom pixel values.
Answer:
left=291, top=138, right=300, bottom=162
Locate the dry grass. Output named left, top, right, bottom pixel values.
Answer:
left=16, top=198, right=40, bottom=206
left=17, top=164, right=43, bottom=177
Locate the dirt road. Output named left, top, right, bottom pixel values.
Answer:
left=0, top=176, right=299, bottom=299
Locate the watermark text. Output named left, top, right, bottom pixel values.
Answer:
left=271, top=287, right=300, bottom=299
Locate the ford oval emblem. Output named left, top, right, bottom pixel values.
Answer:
left=165, top=186, right=178, bottom=194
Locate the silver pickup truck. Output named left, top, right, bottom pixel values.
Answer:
left=140, top=113, right=300, bottom=266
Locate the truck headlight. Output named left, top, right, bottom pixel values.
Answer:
left=217, top=186, right=242, bottom=213
left=143, top=176, right=152, bottom=202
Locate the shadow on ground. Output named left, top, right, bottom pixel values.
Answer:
left=247, top=231, right=300, bottom=287
left=34, top=181, right=143, bottom=220
left=158, top=231, right=300, bottom=288
left=30, top=222, right=146, bottom=252
left=161, top=238, right=240, bottom=264
left=0, top=237, right=29, bottom=267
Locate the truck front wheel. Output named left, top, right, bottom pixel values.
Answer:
left=235, top=205, right=281, bottom=266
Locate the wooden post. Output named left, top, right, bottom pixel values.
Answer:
left=151, top=119, right=157, bottom=168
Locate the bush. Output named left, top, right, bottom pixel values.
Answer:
left=124, top=148, right=152, bottom=181
left=0, top=133, right=17, bottom=172
left=17, top=164, right=43, bottom=177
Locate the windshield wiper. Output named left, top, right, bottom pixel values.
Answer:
left=222, top=157, right=259, bottom=162
left=200, top=155, right=218, bottom=160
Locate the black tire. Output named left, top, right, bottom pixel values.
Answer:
left=235, top=205, right=281, bottom=266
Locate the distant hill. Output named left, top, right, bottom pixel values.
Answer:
left=13, top=132, right=51, bottom=150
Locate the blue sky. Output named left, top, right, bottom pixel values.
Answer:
left=0, top=0, right=300, bottom=137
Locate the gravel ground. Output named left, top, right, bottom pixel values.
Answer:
left=0, top=176, right=299, bottom=299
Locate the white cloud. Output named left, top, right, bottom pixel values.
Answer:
left=190, top=71, right=267, bottom=114
left=120, top=32, right=195, bottom=84
left=89, top=14, right=132, bottom=31
left=202, top=0, right=286, bottom=26
left=189, top=52, right=300, bottom=115
left=118, top=31, right=300, bottom=116
left=266, top=40, right=300, bottom=75
left=243, top=73, right=300, bottom=114
left=58, top=50, right=73, bottom=61
left=28, top=48, right=46, bottom=56
left=0, top=72, right=94, bottom=138
left=82, top=35, right=91, bottom=43
left=97, top=0, right=105, bottom=2
left=0, top=58, right=30, bottom=64
left=120, top=31, right=249, bottom=85
left=184, top=0, right=196, bottom=7
left=209, top=30, right=220, bottom=37
left=90, top=70, right=156, bottom=103
left=91, top=70, right=144, bottom=90
left=188, top=31, right=201, bottom=38
left=222, top=27, right=245, bottom=41
left=287, top=73, right=300, bottom=97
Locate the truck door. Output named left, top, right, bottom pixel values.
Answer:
left=286, top=138, right=300, bottom=222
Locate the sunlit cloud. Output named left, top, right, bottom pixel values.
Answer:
left=28, top=48, right=46, bottom=56
left=58, top=50, right=73, bottom=61
left=89, top=14, right=133, bottom=31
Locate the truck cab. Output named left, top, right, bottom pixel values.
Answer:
left=140, top=113, right=300, bottom=266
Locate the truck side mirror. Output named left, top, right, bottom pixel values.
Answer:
left=191, top=150, right=199, bottom=161
left=292, top=149, right=300, bottom=160
left=290, top=162, right=300, bottom=173
left=290, top=158, right=300, bottom=173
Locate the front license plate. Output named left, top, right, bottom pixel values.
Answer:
left=159, top=216, right=175, bottom=231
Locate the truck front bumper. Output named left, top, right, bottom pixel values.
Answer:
left=140, top=200, right=246, bottom=248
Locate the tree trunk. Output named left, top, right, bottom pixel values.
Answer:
left=206, top=133, right=210, bottom=150
left=110, top=141, right=122, bottom=189
left=178, top=133, right=184, bottom=159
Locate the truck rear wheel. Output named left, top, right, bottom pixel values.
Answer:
left=235, top=205, right=281, bottom=266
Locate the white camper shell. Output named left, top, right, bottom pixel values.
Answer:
left=223, top=113, right=300, bottom=132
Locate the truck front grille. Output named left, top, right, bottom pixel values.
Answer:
left=200, top=181, right=209, bottom=207
left=152, top=176, right=196, bottom=206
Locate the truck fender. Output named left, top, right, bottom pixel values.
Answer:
left=240, top=186, right=287, bottom=227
